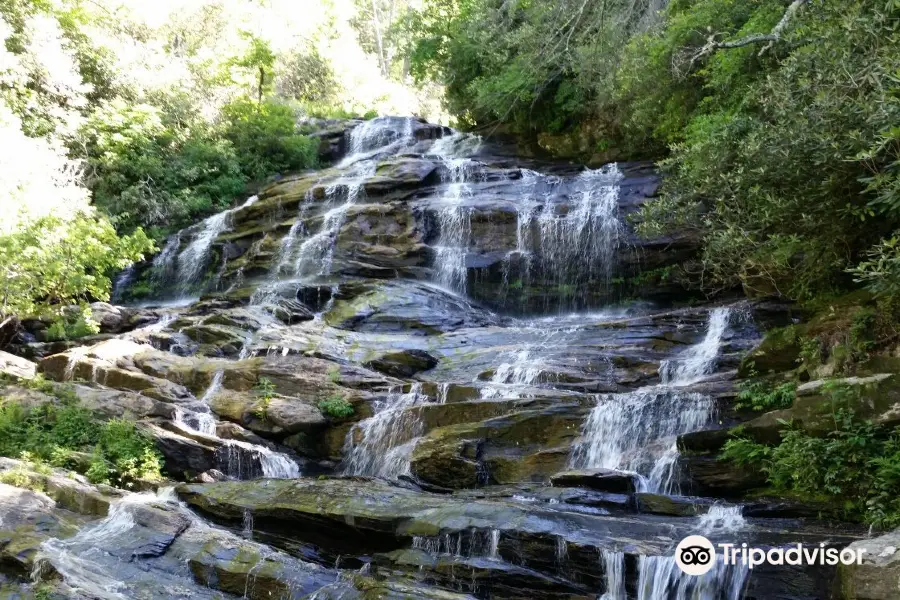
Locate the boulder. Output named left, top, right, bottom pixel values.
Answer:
left=324, top=280, right=501, bottom=335
left=0, top=351, right=36, bottom=380
left=187, top=536, right=333, bottom=599
left=836, top=528, right=900, bottom=599
left=208, top=389, right=326, bottom=436
left=142, top=423, right=221, bottom=478
left=365, top=349, right=438, bottom=378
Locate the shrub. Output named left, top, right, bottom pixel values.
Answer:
left=734, top=381, right=795, bottom=412
left=721, top=396, right=900, bottom=527
left=82, top=99, right=246, bottom=236
left=318, top=394, right=354, bottom=419
left=0, top=397, right=163, bottom=489
left=220, top=98, right=318, bottom=182
left=253, top=376, right=276, bottom=421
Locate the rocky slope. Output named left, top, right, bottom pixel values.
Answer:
left=0, top=116, right=891, bottom=599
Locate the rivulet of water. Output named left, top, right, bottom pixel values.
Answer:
left=341, top=384, right=429, bottom=479
left=570, top=307, right=731, bottom=494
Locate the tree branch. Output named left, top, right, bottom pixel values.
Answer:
left=680, top=0, right=809, bottom=74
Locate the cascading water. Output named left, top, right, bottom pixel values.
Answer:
left=342, top=384, right=429, bottom=479
left=570, top=307, right=731, bottom=493
left=431, top=133, right=482, bottom=294
left=173, top=370, right=300, bottom=479
left=599, top=551, right=627, bottom=600
left=660, top=307, right=731, bottom=385
left=636, top=554, right=749, bottom=600
left=535, top=164, right=624, bottom=304
left=292, top=161, right=376, bottom=279
left=697, top=504, right=746, bottom=534
left=479, top=349, right=543, bottom=399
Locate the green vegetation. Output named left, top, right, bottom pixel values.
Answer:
left=318, top=394, right=355, bottom=419
left=409, top=0, right=900, bottom=302
left=734, top=380, right=795, bottom=412
left=0, top=214, right=154, bottom=334
left=0, top=392, right=163, bottom=489
left=253, top=376, right=277, bottom=421
left=723, top=410, right=900, bottom=527
left=1, top=0, right=436, bottom=343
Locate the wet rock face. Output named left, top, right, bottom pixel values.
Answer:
left=5, top=116, right=877, bottom=599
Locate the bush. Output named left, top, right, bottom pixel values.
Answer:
left=253, top=376, right=276, bottom=421
left=0, top=213, right=154, bottom=323
left=0, top=397, right=163, bottom=489
left=82, top=99, right=246, bottom=236
left=220, top=98, right=318, bottom=182
left=734, top=381, right=795, bottom=412
left=318, top=394, right=354, bottom=419
left=721, top=397, right=900, bottom=527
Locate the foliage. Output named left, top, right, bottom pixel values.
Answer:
left=276, top=48, right=340, bottom=104
left=220, top=98, right=319, bottom=182
left=318, top=394, right=355, bottom=419
left=0, top=213, right=154, bottom=322
left=410, top=0, right=900, bottom=302
left=734, top=380, right=795, bottom=412
left=253, top=376, right=276, bottom=421
left=850, top=236, right=900, bottom=297
left=82, top=100, right=246, bottom=236
left=722, top=388, right=900, bottom=526
left=0, top=396, right=163, bottom=489
left=45, top=306, right=101, bottom=342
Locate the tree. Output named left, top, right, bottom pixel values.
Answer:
left=231, top=33, right=276, bottom=104
left=0, top=213, right=154, bottom=332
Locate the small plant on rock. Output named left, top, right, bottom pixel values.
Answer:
left=318, top=394, right=354, bottom=419
left=253, top=377, right=277, bottom=421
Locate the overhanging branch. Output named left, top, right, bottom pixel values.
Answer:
left=677, top=0, right=810, bottom=75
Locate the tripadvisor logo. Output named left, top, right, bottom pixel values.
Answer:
left=675, top=535, right=716, bottom=575
left=674, top=535, right=867, bottom=575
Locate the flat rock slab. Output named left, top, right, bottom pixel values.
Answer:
left=550, top=469, right=638, bottom=494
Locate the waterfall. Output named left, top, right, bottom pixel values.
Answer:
left=149, top=233, right=181, bottom=288
left=174, top=370, right=300, bottom=479
left=292, top=162, right=375, bottom=278
left=170, top=194, right=261, bottom=296
left=636, top=554, right=749, bottom=600
left=535, top=164, right=623, bottom=303
left=412, top=528, right=502, bottom=560
left=175, top=211, right=230, bottom=292
left=34, top=492, right=164, bottom=599
left=660, top=307, right=731, bottom=386
left=600, top=551, right=626, bottom=600
left=338, top=116, right=418, bottom=167
left=431, top=133, right=482, bottom=294
left=342, top=384, right=429, bottom=479
left=570, top=307, right=731, bottom=494
left=479, top=350, right=543, bottom=399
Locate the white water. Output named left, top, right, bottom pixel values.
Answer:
left=171, top=194, right=260, bottom=294
left=535, top=164, right=624, bottom=300
left=636, top=554, right=749, bottom=600
left=660, top=307, right=732, bottom=386
left=34, top=492, right=168, bottom=599
left=342, top=384, right=429, bottom=479
left=174, top=370, right=301, bottom=479
left=479, top=349, right=543, bottom=399
left=600, top=551, right=626, bottom=600
left=697, top=504, right=746, bottom=534
left=570, top=308, right=731, bottom=493
left=176, top=212, right=230, bottom=291
left=431, top=133, right=482, bottom=294
left=412, top=528, right=502, bottom=561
